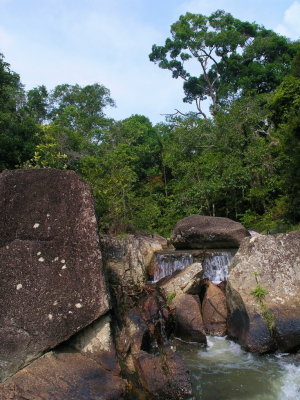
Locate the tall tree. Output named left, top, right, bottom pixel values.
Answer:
left=149, top=10, right=295, bottom=117
left=0, top=53, right=38, bottom=170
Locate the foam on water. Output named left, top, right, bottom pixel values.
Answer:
left=277, top=362, right=300, bottom=400
left=176, top=336, right=300, bottom=400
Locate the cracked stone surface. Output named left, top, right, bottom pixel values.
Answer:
left=0, top=169, right=109, bottom=382
left=0, top=351, right=125, bottom=400
left=227, top=231, right=300, bottom=353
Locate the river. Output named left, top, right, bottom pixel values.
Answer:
left=176, top=336, right=300, bottom=400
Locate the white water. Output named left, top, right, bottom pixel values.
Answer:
left=152, top=250, right=234, bottom=283
left=176, top=336, right=300, bottom=400
left=153, top=253, right=193, bottom=281
left=202, top=251, right=233, bottom=284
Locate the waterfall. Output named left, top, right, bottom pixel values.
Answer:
left=152, top=252, right=193, bottom=282
left=202, top=251, right=233, bottom=284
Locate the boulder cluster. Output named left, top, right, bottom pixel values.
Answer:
left=0, top=170, right=299, bottom=400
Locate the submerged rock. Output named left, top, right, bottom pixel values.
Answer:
left=170, top=215, right=250, bottom=249
left=0, top=169, right=109, bottom=382
left=227, top=231, right=300, bottom=353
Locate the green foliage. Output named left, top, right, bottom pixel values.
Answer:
left=250, top=274, right=274, bottom=330
left=251, top=284, right=268, bottom=301
left=0, top=53, right=38, bottom=169
left=166, top=292, right=176, bottom=306
left=149, top=10, right=295, bottom=116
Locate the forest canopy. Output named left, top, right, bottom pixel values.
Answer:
left=0, top=9, right=299, bottom=236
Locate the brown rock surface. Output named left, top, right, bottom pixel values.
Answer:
left=227, top=231, right=300, bottom=353
left=202, top=281, right=227, bottom=336
left=0, top=169, right=109, bottom=382
left=170, top=215, right=250, bottom=249
left=171, top=293, right=206, bottom=344
left=0, top=351, right=125, bottom=400
left=133, top=348, right=193, bottom=400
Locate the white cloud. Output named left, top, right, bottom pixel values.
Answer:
left=276, top=1, right=300, bottom=39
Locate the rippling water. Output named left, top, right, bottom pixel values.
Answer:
left=175, top=336, right=300, bottom=400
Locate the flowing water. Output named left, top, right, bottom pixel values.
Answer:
left=176, top=336, right=300, bottom=400
left=152, top=250, right=234, bottom=283
left=152, top=252, right=193, bottom=281
left=202, top=251, right=234, bottom=284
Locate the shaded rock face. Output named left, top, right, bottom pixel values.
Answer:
left=227, top=231, right=300, bottom=353
left=100, top=233, right=167, bottom=310
left=201, top=281, right=227, bottom=336
left=0, top=169, right=109, bottom=382
left=170, top=293, right=206, bottom=344
left=69, top=314, right=120, bottom=374
left=0, top=351, right=125, bottom=400
left=170, top=215, right=250, bottom=249
left=116, top=291, right=192, bottom=399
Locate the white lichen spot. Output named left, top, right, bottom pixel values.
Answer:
left=68, top=310, right=73, bottom=314
left=53, top=300, right=58, bottom=306
left=6, top=245, right=9, bottom=250
left=61, top=259, right=65, bottom=264
left=54, top=257, right=59, bottom=262
left=61, top=265, right=67, bottom=270
left=75, top=303, right=82, bottom=309
left=16, top=284, right=23, bottom=290
left=37, top=251, right=41, bottom=256
left=48, top=314, right=53, bottom=320
left=46, top=213, right=50, bottom=217
left=33, top=223, right=40, bottom=229
left=38, top=257, right=45, bottom=262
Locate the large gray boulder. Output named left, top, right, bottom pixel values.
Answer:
left=0, top=169, right=109, bottom=382
left=226, top=231, right=300, bottom=353
left=170, top=215, right=250, bottom=249
left=158, top=262, right=203, bottom=298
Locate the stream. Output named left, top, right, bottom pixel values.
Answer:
left=176, top=336, right=300, bottom=400
left=153, top=249, right=300, bottom=399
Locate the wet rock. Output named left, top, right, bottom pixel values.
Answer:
left=0, top=169, right=109, bottom=382
left=0, top=351, right=125, bottom=400
left=227, top=231, right=300, bottom=353
left=201, top=281, right=228, bottom=336
left=170, top=293, right=206, bottom=344
left=133, top=348, right=193, bottom=400
left=170, top=215, right=250, bottom=249
left=159, top=262, right=203, bottom=298
left=68, top=314, right=120, bottom=373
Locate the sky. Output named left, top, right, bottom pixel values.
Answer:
left=0, top=0, right=300, bottom=124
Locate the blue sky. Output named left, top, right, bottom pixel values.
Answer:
left=0, top=0, right=300, bottom=123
